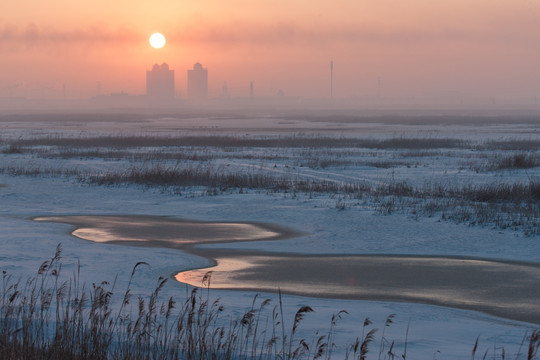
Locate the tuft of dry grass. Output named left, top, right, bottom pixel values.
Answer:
left=487, top=153, right=539, bottom=170
left=2, top=247, right=540, bottom=359
left=482, top=139, right=540, bottom=151
left=0, top=247, right=384, bottom=360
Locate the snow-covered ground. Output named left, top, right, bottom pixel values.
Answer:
left=0, top=112, right=539, bottom=359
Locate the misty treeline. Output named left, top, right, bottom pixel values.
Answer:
left=2, top=133, right=540, bottom=150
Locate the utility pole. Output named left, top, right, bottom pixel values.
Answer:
left=330, top=60, right=334, bottom=98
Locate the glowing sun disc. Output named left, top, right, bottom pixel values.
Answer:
left=149, top=33, right=166, bottom=49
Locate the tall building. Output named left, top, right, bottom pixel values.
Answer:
left=187, top=62, right=208, bottom=99
left=146, top=63, right=175, bottom=99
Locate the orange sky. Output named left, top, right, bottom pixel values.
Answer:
left=1, top=0, right=540, bottom=100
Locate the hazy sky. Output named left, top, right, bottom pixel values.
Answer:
left=1, top=0, right=540, bottom=99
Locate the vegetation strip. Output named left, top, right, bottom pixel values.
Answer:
left=3, top=245, right=400, bottom=360
left=2, top=135, right=538, bottom=235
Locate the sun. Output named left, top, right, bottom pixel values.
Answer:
left=149, top=33, right=166, bottom=49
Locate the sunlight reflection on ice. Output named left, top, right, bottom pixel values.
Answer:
left=34, top=215, right=540, bottom=324
left=175, top=253, right=540, bottom=324
left=34, top=216, right=282, bottom=244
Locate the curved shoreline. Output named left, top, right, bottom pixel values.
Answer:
left=34, top=215, right=540, bottom=325
left=34, top=215, right=301, bottom=246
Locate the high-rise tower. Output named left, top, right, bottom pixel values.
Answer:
left=187, top=62, right=208, bottom=99
left=146, top=63, right=175, bottom=99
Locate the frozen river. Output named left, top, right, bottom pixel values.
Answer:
left=36, top=215, right=540, bottom=325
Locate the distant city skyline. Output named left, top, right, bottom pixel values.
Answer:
left=2, top=1, right=540, bottom=101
